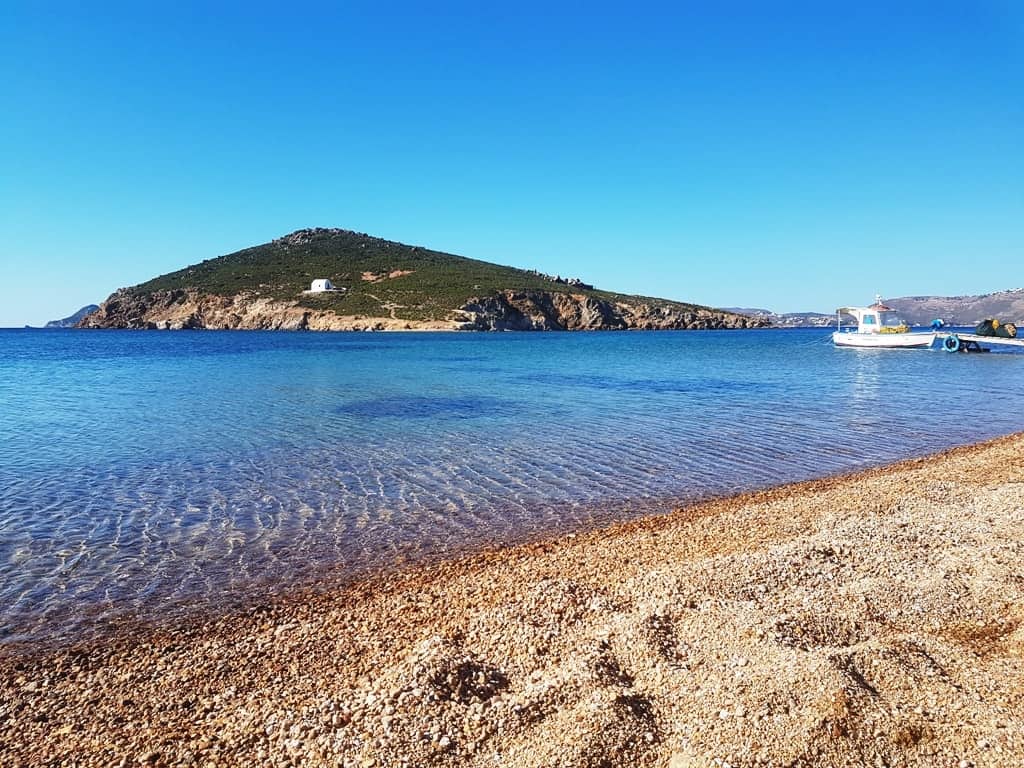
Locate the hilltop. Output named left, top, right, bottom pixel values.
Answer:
left=80, top=228, right=764, bottom=332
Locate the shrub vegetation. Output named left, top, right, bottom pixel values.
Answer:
left=131, top=228, right=709, bottom=322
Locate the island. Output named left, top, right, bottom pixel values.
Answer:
left=78, top=228, right=767, bottom=332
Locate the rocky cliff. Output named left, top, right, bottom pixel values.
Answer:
left=457, top=291, right=763, bottom=331
left=80, top=287, right=765, bottom=332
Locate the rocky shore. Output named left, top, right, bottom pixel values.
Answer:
left=455, top=291, right=761, bottom=331
left=77, top=288, right=766, bottom=332
left=75, top=288, right=453, bottom=332
left=2, top=435, right=1023, bottom=767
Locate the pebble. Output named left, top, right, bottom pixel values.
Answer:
left=4, top=436, right=1024, bottom=768
left=668, top=751, right=703, bottom=768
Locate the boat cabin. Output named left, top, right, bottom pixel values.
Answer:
left=836, top=296, right=907, bottom=334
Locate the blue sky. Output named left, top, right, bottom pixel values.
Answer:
left=1, top=1, right=1021, bottom=326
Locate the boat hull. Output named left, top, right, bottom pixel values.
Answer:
left=832, top=331, right=935, bottom=349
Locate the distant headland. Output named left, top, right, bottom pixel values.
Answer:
left=28, top=305, right=100, bottom=329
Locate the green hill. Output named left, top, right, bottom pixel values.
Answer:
left=82, top=227, right=765, bottom=332
left=130, top=227, right=708, bottom=322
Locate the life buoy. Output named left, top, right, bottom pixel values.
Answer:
left=943, top=334, right=960, bottom=353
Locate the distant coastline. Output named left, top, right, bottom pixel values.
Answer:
left=727, top=288, right=1024, bottom=328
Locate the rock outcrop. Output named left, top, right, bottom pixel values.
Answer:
left=455, top=291, right=765, bottom=331
left=80, top=288, right=766, bottom=332
left=77, top=289, right=450, bottom=332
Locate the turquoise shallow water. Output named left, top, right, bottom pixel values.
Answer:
left=1, top=328, right=1023, bottom=643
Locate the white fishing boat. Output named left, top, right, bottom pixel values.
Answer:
left=832, top=296, right=1024, bottom=352
left=832, top=297, right=936, bottom=349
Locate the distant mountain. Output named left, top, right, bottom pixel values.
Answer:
left=886, top=290, right=1024, bottom=326
left=80, top=228, right=766, bottom=332
left=727, top=289, right=1024, bottom=328
left=44, top=305, right=99, bottom=328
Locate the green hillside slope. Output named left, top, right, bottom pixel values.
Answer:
left=130, top=228, right=708, bottom=322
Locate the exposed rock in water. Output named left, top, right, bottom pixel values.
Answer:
left=79, top=288, right=767, bottom=332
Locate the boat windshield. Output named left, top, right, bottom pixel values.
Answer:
left=879, top=311, right=904, bottom=327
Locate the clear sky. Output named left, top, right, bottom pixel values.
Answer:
left=1, top=1, right=1021, bottom=326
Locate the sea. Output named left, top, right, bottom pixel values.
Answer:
left=2, top=327, right=1023, bottom=644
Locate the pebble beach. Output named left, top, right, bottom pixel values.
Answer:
left=2, top=433, right=1023, bottom=768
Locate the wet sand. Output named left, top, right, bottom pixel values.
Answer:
left=2, top=434, right=1023, bottom=767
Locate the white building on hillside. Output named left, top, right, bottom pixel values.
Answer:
left=309, top=279, right=340, bottom=293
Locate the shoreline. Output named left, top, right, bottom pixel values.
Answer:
left=0, top=434, right=989, bottom=655
left=64, top=323, right=777, bottom=333
left=2, top=434, right=1023, bottom=766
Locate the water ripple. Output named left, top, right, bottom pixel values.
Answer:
left=1, top=328, right=1023, bottom=643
